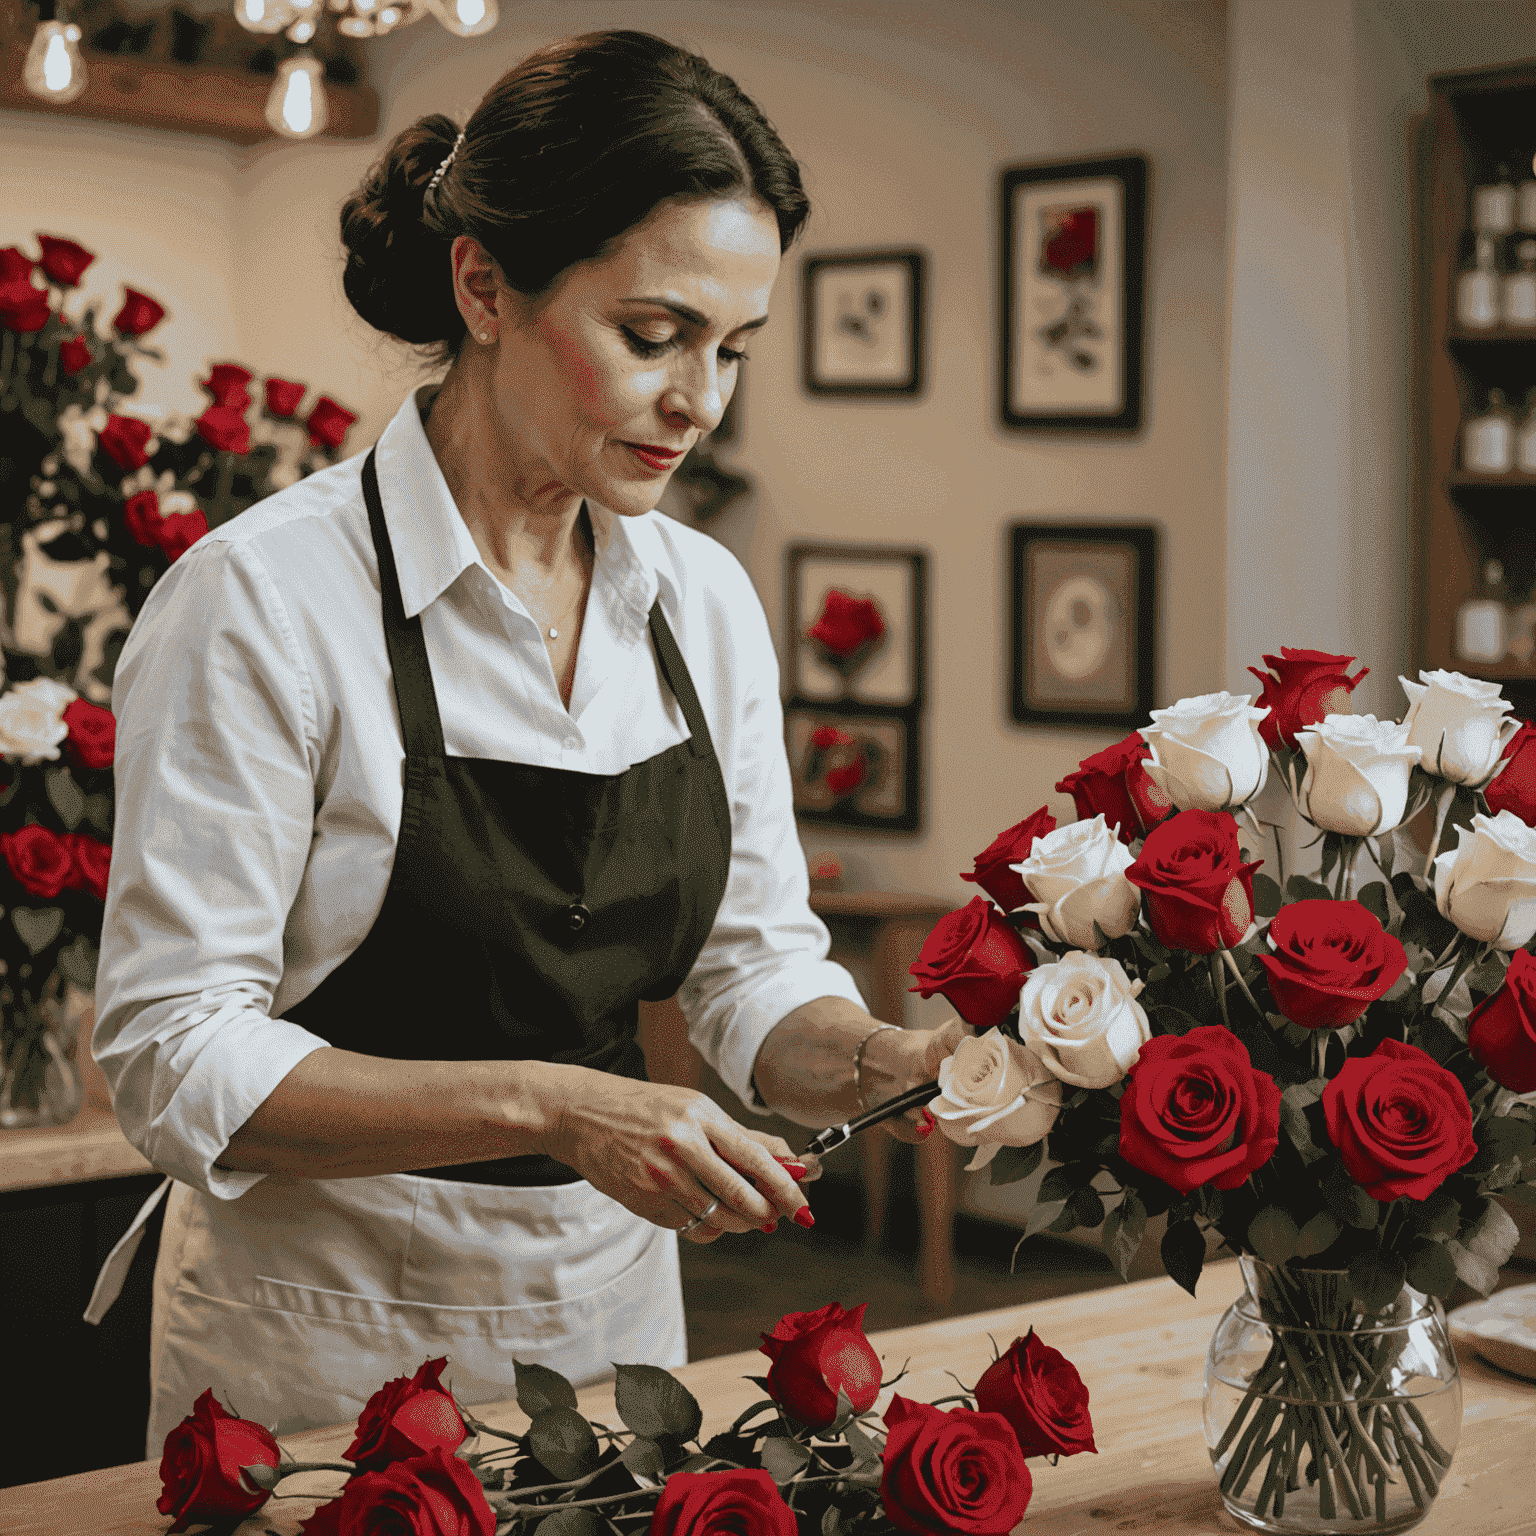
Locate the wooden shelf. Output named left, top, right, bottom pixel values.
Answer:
left=1449, top=470, right=1536, bottom=488
left=1449, top=326, right=1536, bottom=345
left=0, top=40, right=378, bottom=144
left=0, top=1103, right=151, bottom=1194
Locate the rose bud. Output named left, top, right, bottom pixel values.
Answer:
left=1468, top=949, right=1536, bottom=1093
left=342, top=1356, right=466, bottom=1472
left=0, top=247, right=34, bottom=284
left=299, top=1445, right=493, bottom=1536
left=203, top=362, right=254, bottom=410
left=197, top=403, right=251, bottom=456
left=113, top=286, right=167, bottom=337
left=1055, top=731, right=1171, bottom=843
left=759, top=1302, right=883, bottom=1429
left=1485, top=719, right=1536, bottom=827
left=1248, top=647, right=1370, bottom=751
left=1, top=825, right=74, bottom=899
left=1433, top=809, right=1536, bottom=949
left=929, top=1031, right=1063, bottom=1170
left=0, top=273, right=50, bottom=332
left=157, top=509, right=209, bottom=563
left=1014, top=815, right=1140, bottom=949
left=1322, top=1037, right=1477, bottom=1201
left=36, top=235, right=96, bottom=288
left=59, top=335, right=92, bottom=375
left=651, top=1470, right=796, bottom=1536
left=908, top=896, right=1036, bottom=1029
left=264, top=376, right=307, bottom=416
left=1139, top=692, right=1270, bottom=813
left=807, top=588, right=886, bottom=670
left=156, top=1389, right=282, bottom=1534
left=1017, top=951, right=1151, bottom=1090
left=68, top=832, right=111, bottom=900
left=1255, top=899, right=1408, bottom=1030
left=961, top=805, right=1056, bottom=912
left=1400, top=669, right=1519, bottom=788
left=306, top=394, right=358, bottom=450
left=1118, top=1026, right=1281, bottom=1195
left=1293, top=714, right=1422, bottom=837
left=98, top=412, right=154, bottom=470
left=1125, top=809, right=1262, bottom=954
left=63, top=697, right=115, bottom=770
left=972, top=1328, right=1097, bottom=1459
left=880, top=1396, right=1033, bottom=1536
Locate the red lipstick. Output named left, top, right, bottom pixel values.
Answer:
left=624, top=443, right=686, bottom=474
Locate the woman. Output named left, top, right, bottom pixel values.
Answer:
left=89, top=30, right=966, bottom=1450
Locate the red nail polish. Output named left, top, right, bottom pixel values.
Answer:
left=782, top=1162, right=808, bottom=1179
left=917, top=1110, right=936, bottom=1137
left=793, top=1207, right=815, bottom=1229
left=644, top=1163, right=672, bottom=1188
left=657, top=1136, right=677, bottom=1155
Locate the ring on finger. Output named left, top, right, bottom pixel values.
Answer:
left=676, top=1196, right=722, bottom=1235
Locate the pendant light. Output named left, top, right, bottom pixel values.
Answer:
left=22, top=1, right=86, bottom=104
left=265, top=49, right=328, bottom=138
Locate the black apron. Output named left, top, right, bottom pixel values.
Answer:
left=284, top=446, right=733, bottom=1184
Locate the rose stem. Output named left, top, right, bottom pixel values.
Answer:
left=1388, top=1403, right=1442, bottom=1497
left=1220, top=948, right=1262, bottom=1016
left=1425, top=782, right=1456, bottom=873
left=1208, top=953, right=1231, bottom=1028
left=1212, top=1350, right=1287, bottom=1459
left=1432, top=940, right=1479, bottom=1018
left=1279, top=1336, right=1366, bottom=1519
left=1223, top=1398, right=1287, bottom=1499
left=1307, top=1418, right=1336, bottom=1521
left=1402, top=1399, right=1454, bottom=1468
left=1319, top=1330, right=1395, bottom=1486
left=1391, top=1412, right=1428, bottom=1510
left=1252, top=1419, right=1292, bottom=1518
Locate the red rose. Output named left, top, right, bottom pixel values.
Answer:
left=1247, top=647, right=1369, bottom=752
left=343, top=1357, right=466, bottom=1473
left=972, top=1328, right=1096, bottom=1459
left=825, top=754, right=867, bottom=797
left=1484, top=719, right=1536, bottom=827
left=0, top=248, right=33, bottom=284
left=1469, top=948, right=1536, bottom=1093
left=158, top=509, right=209, bottom=562
left=1, top=824, right=76, bottom=899
left=156, top=1388, right=281, bottom=1534
left=1125, top=809, right=1261, bottom=954
left=306, top=394, right=358, bottom=450
left=113, top=286, right=166, bottom=337
left=650, top=1469, right=796, bottom=1536
left=203, top=363, right=254, bottom=409
left=58, top=335, right=92, bottom=375
left=99, top=413, right=153, bottom=471
left=0, top=273, right=50, bottom=333
left=1255, top=899, right=1408, bottom=1030
left=63, top=697, right=115, bottom=770
left=1323, top=1037, right=1478, bottom=1201
left=1040, top=205, right=1098, bottom=280
left=67, top=832, right=111, bottom=900
left=1118, top=1025, right=1281, bottom=1195
left=908, top=896, right=1035, bottom=1029
left=759, top=1301, right=883, bottom=1429
left=265, top=376, right=307, bottom=417
left=197, top=403, right=251, bottom=455
left=124, top=489, right=162, bottom=546
left=300, top=1445, right=493, bottom=1536
left=1055, top=731, right=1172, bottom=844
left=880, top=1396, right=1032, bottom=1536
left=810, top=724, right=852, bottom=750
left=960, top=806, right=1056, bottom=912
left=807, top=588, right=886, bottom=659
left=36, top=235, right=96, bottom=287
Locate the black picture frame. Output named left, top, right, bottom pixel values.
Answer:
left=1008, top=522, right=1157, bottom=728
left=802, top=249, right=926, bottom=397
left=785, top=701, right=922, bottom=833
left=1000, top=154, right=1148, bottom=432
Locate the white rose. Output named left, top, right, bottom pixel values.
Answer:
left=56, top=405, right=96, bottom=478
left=1400, top=669, right=1518, bottom=788
left=1140, top=692, right=1270, bottom=812
left=161, top=491, right=199, bottom=516
left=1013, top=815, right=1140, bottom=950
left=1294, top=714, right=1422, bottom=836
left=1433, top=810, right=1536, bottom=949
left=928, top=1032, right=1064, bottom=1171
left=0, top=677, right=78, bottom=765
left=1018, top=950, right=1152, bottom=1089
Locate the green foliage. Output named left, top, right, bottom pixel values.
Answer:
left=514, top=1361, right=578, bottom=1419
left=614, top=1364, right=703, bottom=1443
left=527, top=1408, right=599, bottom=1482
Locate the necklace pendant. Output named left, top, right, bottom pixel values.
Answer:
left=548, top=626, right=559, bottom=639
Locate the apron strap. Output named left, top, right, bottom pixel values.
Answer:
left=83, top=1174, right=172, bottom=1326
left=648, top=603, right=716, bottom=763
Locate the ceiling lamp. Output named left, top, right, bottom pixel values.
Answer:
left=22, top=1, right=86, bottom=104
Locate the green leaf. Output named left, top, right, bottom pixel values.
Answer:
left=1406, top=1239, right=1459, bottom=1297
left=1038, top=1161, right=1094, bottom=1204
left=1023, top=1198, right=1069, bottom=1238
left=534, top=1512, right=598, bottom=1536
left=1286, top=876, right=1332, bottom=903
left=239, top=1462, right=281, bottom=1492
left=11, top=906, right=63, bottom=955
left=1320, top=834, right=1340, bottom=883
left=842, top=1419, right=883, bottom=1466
left=1247, top=1205, right=1300, bottom=1265
left=1161, top=1217, right=1206, bottom=1298
left=1144, top=961, right=1171, bottom=986
left=1320, top=1159, right=1379, bottom=1229
left=620, top=1436, right=666, bottom=1481
left=1404, top=1188, right=1461, bottom=1240
left=1294, top=1211, right=1342, bottom=1259
left=1280, top=1094, right=1322, bottom=1165
left=57, top=935, right=98, bottom=991
left=988, top=1140, right=1044, bottom=1186
left=614, top=1363, right=703, bottom=1442
left=44, top=767, right=85, bottom=831
left=1053, top=1185, right=1105, bottom=1231
left=759, top=1434, right=811, bottom=1484
left=528, top=1407, right=599, bottom=1482
left=513, top=1360, right=578, bottom=1418
left=1102, top=1188, right=1148, bottom=1281
left=1357, top=881, right=1391, bottom=928
left=1462, top=1196, right=1521, bottom=1270
left=1376, top=832, right=1396, bottom=880
left=1446, top=1237, right=1500, bottom=1296
left=1252, top=873, right=1283, bottom=919
left=822, top=1508, right=844, bottom=1536
left=1350, top=1248, right=1407, bottom=1313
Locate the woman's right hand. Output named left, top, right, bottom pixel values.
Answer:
left=538, top=1067, right=811, bottom=1243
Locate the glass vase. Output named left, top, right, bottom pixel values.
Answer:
left=1203, top=1257, right=1461, bottom=1535
left=0, top=990, right=84, bottom=1128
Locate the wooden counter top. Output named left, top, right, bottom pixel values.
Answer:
left=4, top=1260, right=1532, bottom=1535
left=0, top=1103, right=152, bottom=1194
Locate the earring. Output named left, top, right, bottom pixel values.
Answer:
left=478, top=330, right=490, bottom=343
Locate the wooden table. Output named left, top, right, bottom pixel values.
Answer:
left=6, top=1261, right=1531, bottom=1535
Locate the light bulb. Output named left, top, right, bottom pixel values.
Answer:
left=23, top=19, right=87, bottom=104
left=427, top=0, right=496, bottom=38
left=265, top=51, right=328, bottom=139
left=233, top=0, right=297, bottom=33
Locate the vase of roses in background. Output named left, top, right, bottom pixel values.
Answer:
left=152, top=1300, right=1096, bottom=1535
left=908, top=650, right=1536, bottom=1533
left=0, top=232, right=357, bottom=1124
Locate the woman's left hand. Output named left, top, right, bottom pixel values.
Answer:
left=861, top=1016, right=974, bottom=1144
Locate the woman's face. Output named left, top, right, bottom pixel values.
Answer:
left=463, top=195, right=782, bottom=519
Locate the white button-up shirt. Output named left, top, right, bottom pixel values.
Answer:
left=94, top=385, right=862, bottom=1200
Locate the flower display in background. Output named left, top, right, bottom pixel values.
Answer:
left=1293, top=713, right=1422, bottom=837
left=1247, top=646, right=1369, bottom=751
left=1400, top=669, right=1519, bottom=787
left=1139, top=692, right=1270, bottom=813
left=806, top=587, right=887, bottom=680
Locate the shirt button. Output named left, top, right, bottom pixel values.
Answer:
left=567, top=902, right=590, bottom=932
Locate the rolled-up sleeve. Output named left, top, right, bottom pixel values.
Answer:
left=94, top=539, right=333, bottom=1198
left=677, top=569, right=865, bottom=1112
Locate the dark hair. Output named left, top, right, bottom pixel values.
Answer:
left=340, top=30, right=810, bottom=364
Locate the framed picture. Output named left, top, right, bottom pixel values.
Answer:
left=1009, top=522, right=1157, bottom=728
left=785, top=703, right=921, bottom=833
left=1000, top=154, right=1148, bottom=431
left=785, top=543, right=926, bottom=708
left=802, top=249, right=926, bottom=397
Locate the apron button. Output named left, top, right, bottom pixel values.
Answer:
left=567, top=902, right=590, bottom=932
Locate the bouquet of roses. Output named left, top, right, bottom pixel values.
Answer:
left=152, top=1302, right=1096, bottom=1535
left=0, top=232, right=356, bottom=1121
left=906, top=649, right=1536, bottom=1527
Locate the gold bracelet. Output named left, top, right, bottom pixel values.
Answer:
left=854, top=1022, right=902, bottom=1114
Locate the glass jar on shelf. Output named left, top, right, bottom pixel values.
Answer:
left=1456, top=559, right=1510, bottom=665
left=1456, top=233, right=1501, bottom=328
left=1504, top=238, right=1536, bottom=326
left=1516, top=388, right=1536, bottom=471
left=1473, top=162, right=1518, bottom=233
left=1463, top=387, right=1514, bottom=472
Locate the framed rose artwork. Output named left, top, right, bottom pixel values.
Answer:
left=1000, top=154, right=1148, bottom=432
left=1009, top=522, right=1157, bottom=728
left=785, top=705, right=921, bottom=832
left=802, top=250, right=926, bottom=397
